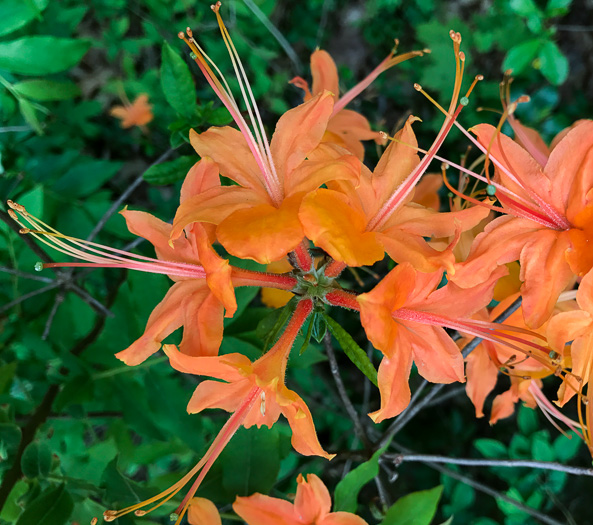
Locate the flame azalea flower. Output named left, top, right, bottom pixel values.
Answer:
left=188, top=498, right=221, bottom=525
left=464, top=295, right=559, bottom=423
left=233, top=473, right=368, bottom=525
left=171, top=7, right=360, bottom=265
left=109, top=93, right=153, bottom=129
left=290, top=46, right=426, bottom=160
left=449, top=119, right=593, bottom=328
left=7, top=164, right=298, bottom=366
left=298, top=33, right=488, bottom=275
left=547, top=271, right=593, bottom=452
left=102, top=299, right=330, bottom=525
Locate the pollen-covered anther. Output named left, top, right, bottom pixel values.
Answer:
left=476, top=74, right=484, bottom=81
left=91, top=518, right=98, bottom=525
left=135, top=510, right=147, bottom=516
left=177, top=31, right=185, bottom=39
left=211, top=1, right=222, bottom=12
left=459, top=51, right=465, bottom=62
left=19, top=228, right=31, bottom=234
left=449, top=30, right=462, bottom=43
left=7, top=209, right=17, bottom=220
left=7, top=200, right=26, bottom=213
left=423, top=48, right=431, bottom=54
left=413, top=83, right=422, bottom=91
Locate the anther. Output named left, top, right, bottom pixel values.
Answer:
left=459, top=51, right=465, bottom=62
left=517, top=95, right=530, bottom=104
left=91, top=519, right=98, bottom=525
left=211, top=1, right=221, bottom=12
left=186, top=27, right=193, bottom=37
left=135, top=510, right=147, bottom=516
left=476, top=74, right=484, bottom=81
left=19, top=228, right=31, bottom=234
left=7, top=200, right=25, bottom=212
left=7, top=209, right=17, bottom=220
left=423, top=48, right=431, bottom=54
left=413, top=83, right=422, bottom=91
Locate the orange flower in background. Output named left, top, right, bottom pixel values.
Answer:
left=234, top=473, right=368, bottom=525
left=451, top=119, right=593, bottom=328
left=172, top=11, right=360, bottom=265
left=290, top=46, right=426, bottom=160
left=110, top=93, right=153, bottom=129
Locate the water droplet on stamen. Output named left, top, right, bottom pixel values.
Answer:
left=170, top=513, right=179, bottom=522
left=34, top=262, right=44, bottom=272
left=486, top=184, right=496, bottom=196
left=460, top=96, right=469, bottom=106
left=189, top=52, right=197, bottom=60
left=549, top=350, right=559, bottom=360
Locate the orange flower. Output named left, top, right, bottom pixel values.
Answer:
left=233, top=473, right=368, bottom=525
left=172, top=10, right=360, bottom=265
left=290, top=47, right=426, bottom=160
left=188, top=498, right=221, bottom=525
left=451, top=119, right=593, bottom=328
left=109, top=93, right=153, bottom=129
left=298, top=33, right=489, bottom=274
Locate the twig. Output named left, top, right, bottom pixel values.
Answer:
left=324, top=332, right=371, bottom=448
left=242, top=0, right=302, bottom=73
left=42, top=291, right=65, bottom=340
left=388, top=453, right=593, bottom=477
left=0, top=282, right=60, bottom=315
left=0, top=266, right=53, bottom=283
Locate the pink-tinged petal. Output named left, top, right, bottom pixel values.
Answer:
left=327, top=109, right=383, bottom=160
left=545, top=120, right=593, bottom=219
left=451, top=215, right=541, bottom=289
left=286, top=153, right=361, bottom=196
left=372, top=116, right=420, bottom=207
left=217, top=193, right=305, bottom=264
left=190, top=127, right=268, bottom=196
left=471, top=123, right=550, bottom=206
left=179, top=291, right=224, bottom=357
left=490, top=389, right=518, bottom=425
left=322, top=513, right=369, bottom=525
left=520, top=229, right=574, bottom=328
left=466, top=343, right=499, bottom=418
left=180, top=157, right=220, bottom=204
left=299, top=189, right=384, bottom=267
left=163, top=343, right=249, bottom=381
left=188, top=497, right=222, bottom=525
left=547, top=310, right=592, bottom=352
left=294, top=473, right=331, bottom=522
left=170, top=186, right=267, bottom=241
left=405, top=323, right=465, bottom=384
left=281, top=389, right=335, bottom=459
left=377, top=228, right=455, bottom=274
left=311, top=50, right=339, bottom=98
left=368, top=349, right=413, bottom=423
left=186, top=379, right=251, bottom=414
left=233, top=494, right=300, bottom=525
left=120, top=208, right=198, bottom=266
left=193, top=222, right=236, bottom=316
left=419, top=266, right=507, bottom=319
left=271, top=92, right=334, bottom=179
left=115, top=280, right=207, bottom=366
left=510, top=118, right=550, bottom=166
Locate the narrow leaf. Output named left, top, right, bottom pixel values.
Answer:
left=13, top=80, right=81, bottom=101
left=161, top=41, right=197, bottom=118
left=324, top=314, right=378, bottom=386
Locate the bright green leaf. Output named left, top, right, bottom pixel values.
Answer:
left=509, top=0, right=540, bottom=15
left=0, top=36, right=91, bottom=76
left=553, top=432, right=582, bottom=462
left=517, top=404, right=538, bottom=435
left=0, top=480, right=28, bottom=522
left=334, top=443, right=390, bottom=513
left=546, top=0, right=571, bottom=14
left=160, top=41, right=197, bottom=118
left=21, top=440, right=52, bottom=478
left=18, top=98, right=43, bottom=134
left=143, top=155, right=196, bottom=185
left=15, top=484, right=73, bottom=525
left=381, top=485, right=443, bottom=525
left=531, top=431, right=555, bottom=462
left=324, top=314, right=377, bottom=386
left=502, top=39, right=541, bottom=75
left=538, top=41, right=569, bottom=85
left=474, top=438, right=507, bottom=459
left=13, top=80, right=81, bottom=101
left=53, top=159, right=122, bottom=197
left=0, top=0, right=48, bottom=37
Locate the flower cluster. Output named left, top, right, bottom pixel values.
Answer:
left=8, top=3, right=593, bottom=523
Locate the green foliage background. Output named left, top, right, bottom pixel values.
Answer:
left=1, top=0, right=592, bottom=524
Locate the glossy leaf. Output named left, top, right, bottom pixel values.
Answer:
left=21, top=440, right=52, bottom=478
left=161, top=41, right=197, bottom=118
left=143, top=155, right=196, bottom=185
left=538, top=40, right=569, bottom=85
left=13, top=80, right=81, bottom=101
left=502, top=39, right=541, bottom=75
left=381, top=485, right=443, bottom=525
left=15, top=484, right=74, bottom=525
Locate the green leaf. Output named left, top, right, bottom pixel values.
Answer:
left=334, top=443, right=390, bottom=513
left=381, top=485, right=443, bottom=525
left=0, top=423, right=22, bottom=460
left=509, top=0, right=540, bottom=16
left=0, top=362, right=17, bottom=394
left=474, top=438, right=507, bottom=459
left=553, top=432, right=581, bottom=462
left=18, top=98, right=43, bottom=134
left=53, top=159, right=122, bottom=197
left=324, top=315, right=377, bottom=386
left=220, top=426, right=281, bottom=496
left=0, top=36, right=91, bottom=76
left=546, top=0, right=571, bottom=14
left=311, top=310, right=327, bottom=343
left=257, top=297, right=298, bottom=350
left=21, top=440, right=52, bottom=478
left=143, top=155, right=196, bottom=185
left=101, top=456, right=156, bottom=505
left=0, top=0, right=47, bottom=37
left=517, top=404, right=538, bottom=435
left=531, top=431, right=555, bottom=462
left=13, top=80, right=81, bottom=101
left=502, top=39, right=541, bottom=75
left=15, top=484, right=73, bottom=525
left=538, top=41, right=569, bottom=85
left=0, top=480, right=28, bottom=522
left=160, top=41, right=197, bottom=118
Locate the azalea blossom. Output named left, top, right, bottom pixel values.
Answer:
left=109, top=93, right=153, bottom=129
left=234, top=473, right=368, bottom=525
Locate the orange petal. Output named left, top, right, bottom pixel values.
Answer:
left=326, top=109, right=383, bottom=160
left=294, top=473, right=332, bottom=521
left=490, top=389, right=518, bottom=425
left=270, top=92, right=334, bottom=179
left=233, top=494, right=300, bottom=525
left=299, top=189, right=384, bottom=267
left=577, top=269, right=593, bottom=314
left=217, top=193, right=305, bottom=264
left=465, top=344, right=499, bottom=418
left=180, top=157, right=220, bottom=204
left=186, top=379, right=251, bottom=414
left=413, top=173, right=443, bottom=211
left=163, top=343, right=249, bottom=380
left=546, top=310, right=592, bottom=352
left=311, top=50, right=340, bottom=98
left=190, top=127, right=268, bottom=196
left=179, top=291, right=224, bottom=357
left=188, top=498, right=222, bottom=525
left=115, top=280, right=207, bottom=366
left=262, top=258, right=294, bottom=308
left=323, top=513, right=369, bottom=525
left=567, top=201, right=593, bottom=277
